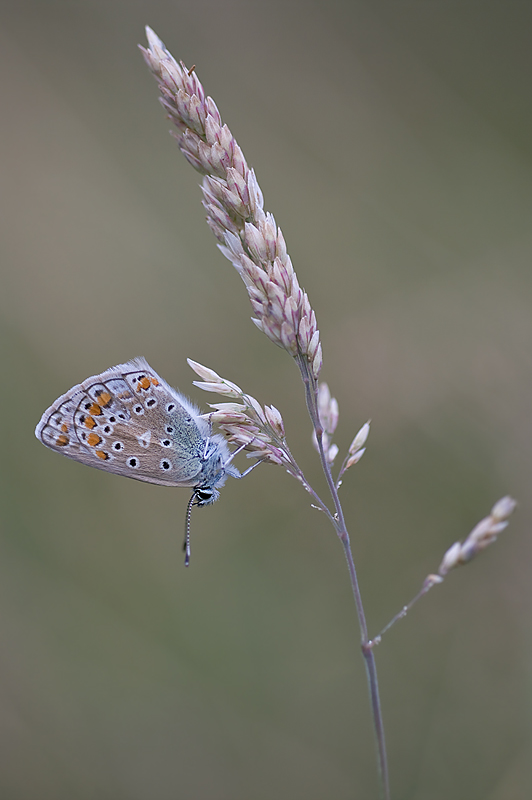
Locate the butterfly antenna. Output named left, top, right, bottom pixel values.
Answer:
left=184, top=493, right=195, bottom=567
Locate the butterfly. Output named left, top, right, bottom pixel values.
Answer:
left=35, top=357, right=246, bottom=564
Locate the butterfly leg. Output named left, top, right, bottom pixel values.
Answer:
left=235, top=459, right=263, bottom=479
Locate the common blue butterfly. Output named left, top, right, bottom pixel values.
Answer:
left=35, top=358, right=242, bottom=563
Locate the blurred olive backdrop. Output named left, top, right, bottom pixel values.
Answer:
left=1, top=1, right=531, bottom=798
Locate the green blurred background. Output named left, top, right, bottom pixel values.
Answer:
left=1, top=1, right=531, bottom=797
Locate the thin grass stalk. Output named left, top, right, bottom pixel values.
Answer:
left=141, top=25, right=392, bottom=792
left=140, top=28, right=515, bottom=800
left=297, top=354, right=390, bottom=800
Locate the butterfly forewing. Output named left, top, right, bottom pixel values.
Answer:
left=35, top=358, right=210, bottom=487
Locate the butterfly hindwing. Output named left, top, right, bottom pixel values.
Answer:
left=35, top=358, right=211, bottom=487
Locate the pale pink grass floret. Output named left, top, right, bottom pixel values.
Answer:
left=312, top=382, right=339, bottom=465
left=141, top=28, right=322, bottom=377
left=438, top=496, right=517, bottom=576
left=188, top=359, right=294, bottom=469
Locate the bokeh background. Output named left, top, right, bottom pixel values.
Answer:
left=2, top=1, right=531, bottom=798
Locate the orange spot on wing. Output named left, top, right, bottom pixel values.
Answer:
left=61, top=423, right=69, bottom=433
left=56, top=434, right=69, bottom=447
left=97, top=391, right=112, bottom=407
left=89, top=403, right=102, bottom=416
left=95, top=450, right=109, bottom=460
left=84, top=416, right=96, bottom=429
left=87, top=432, right=102, bottom=447
left=150, top=377, right=159, bottom=386
left=138, top=377, right=151, bottom=390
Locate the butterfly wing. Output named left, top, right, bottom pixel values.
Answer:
left=35, top=358, right=210, bottom=487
